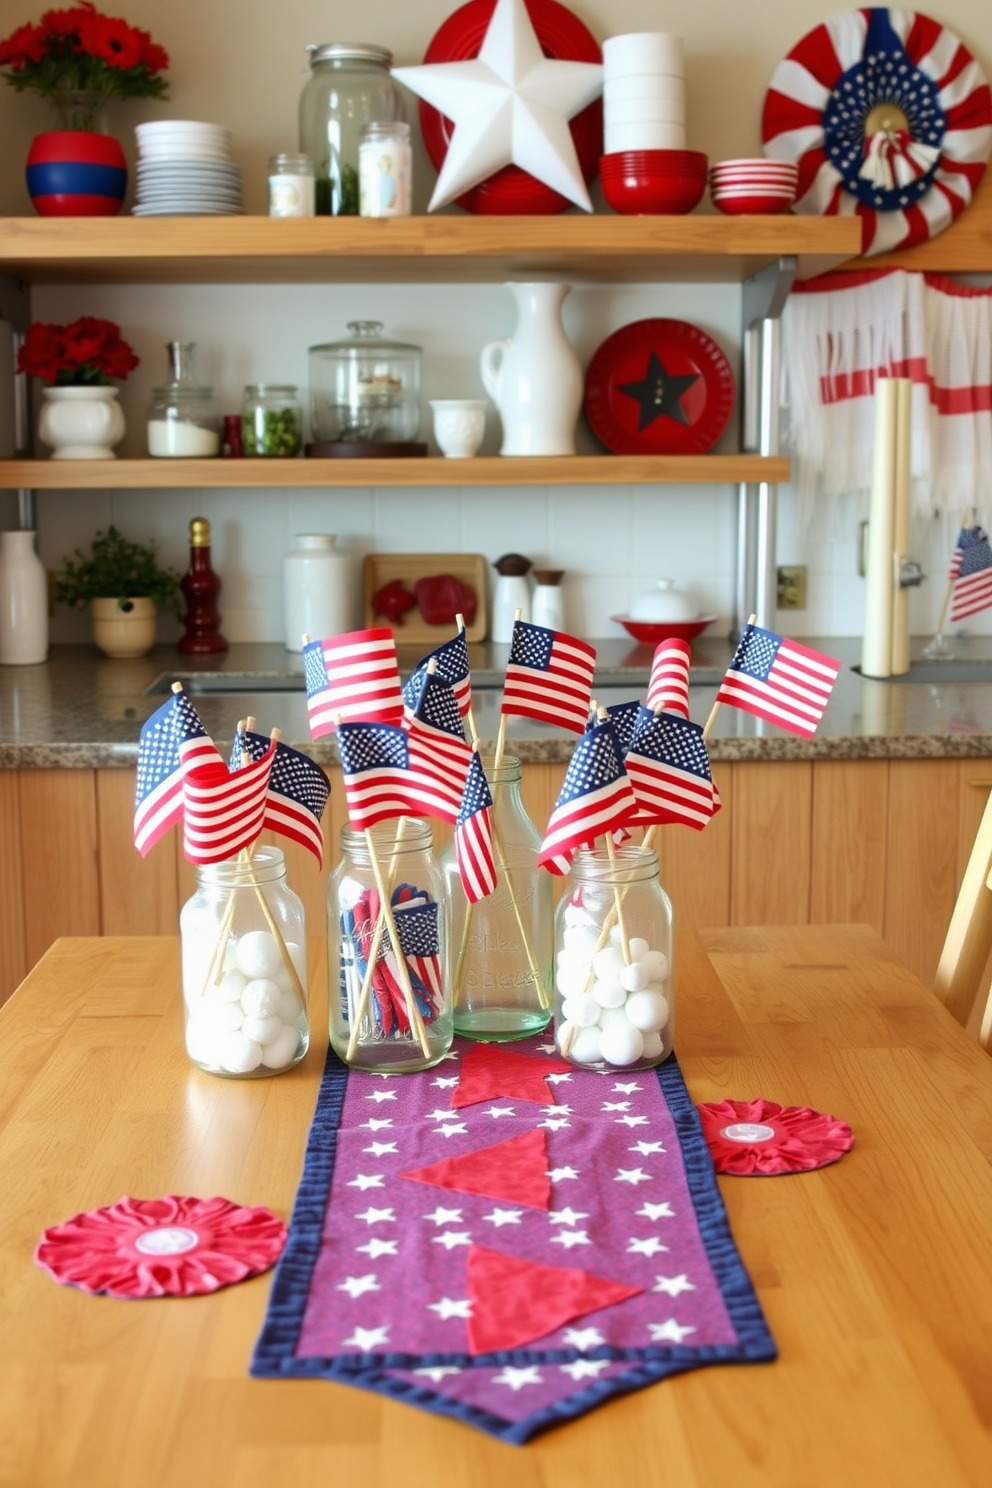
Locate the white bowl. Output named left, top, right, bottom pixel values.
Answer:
left=604, top=122, right=686, bottom=151
left=604, top=75, right=685, bottom=103
left=604, top=97, right=685, bottom=126
left=603, top=32, right=683, bottom=77
left=629, top=579, right=699, bottom=622
left=430, top=399, right=488, bottom=459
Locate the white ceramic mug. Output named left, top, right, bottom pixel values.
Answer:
left=430, top=399, right=488, bottom=458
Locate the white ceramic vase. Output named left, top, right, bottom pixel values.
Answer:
left=39, top=385, right=126, bottom=459
left=0, top=529, right=49, bottom=665
left=282, top=534, right=356, bottom=652
left=90, top=596, right=158, bottom=658
left=480, top=283, right=583, bottom=456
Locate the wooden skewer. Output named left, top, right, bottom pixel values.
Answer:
left=492, top=606, right=522, bottom=775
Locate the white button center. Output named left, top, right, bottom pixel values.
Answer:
left=719, top=1121, right=776, bottom=1144
left=133, top=1226, right=201, bottom=1256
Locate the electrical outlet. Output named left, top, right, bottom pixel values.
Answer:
left=777, top=565, right=807, bottom=610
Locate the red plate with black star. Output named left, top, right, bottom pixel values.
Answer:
left=584, top=318, right=735, bottom=456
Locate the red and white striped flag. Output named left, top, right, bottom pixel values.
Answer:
left=646, top=638, right=691, bottom=717
left=538, top=717, right=639, bottom=874
left=455, top=749, right=497, bottom=902
left=336, top=722, right=419, bottom=832
left=182, top=741, right=276, bottom=864
left=949, top=526, right=992, bottom=621
left=303, top=628, right=404, bottom=738
left=404, top=628, right=472, bottom=720
left=403, top=670, right=473, bottom=825
left=715, top=624, right=839, bottom=738
left=231, top=728, right=331, bottom=868
left=625, top=709, right=720, bottom=831
left=501, top=620, right=596, bottom=735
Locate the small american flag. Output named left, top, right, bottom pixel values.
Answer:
left=404, top=628, right=472, bottom=719
left=392, top=893, right=444, bottom=1013
left=303, top=628, right=404, bottom=738
left=182, top=741, right=276, bottom=864
left=133, top=689, right=219, bottom=856
left=455, top=750, right=497, bottom=902
left=715, top=624, right=840, bottom=738
left=403, top=670, right=473, bottom=824
left=501, top=620, right=596, bottom=735
left=950, top=526, right=992, bottom=621
left=538, top=716, right=639, bottom=874
left=646, top=638, right=691, bottom=716
left=337, top=721, right=420, bottom=831
left=626, top=707, right=720, bottom=831
left=231, top=729, right=331, bottom=867
left=604, top=699, right=642, bottom=754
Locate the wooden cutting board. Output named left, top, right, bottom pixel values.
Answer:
left=363, top=553, right=488, bottom=643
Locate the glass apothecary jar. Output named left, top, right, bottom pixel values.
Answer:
left=553, top=845, right=674, bottom=1071
left=180, top=846, right=309, bottom=1077
left=299, top=42, right=406, bottom=217
left=442, top=755, right=552, bottom=1040
left=309, top=320, right=422, bottom=444
left=147, top=342, right=221, bottom=458
left=242, top=384, right=303, bottom=457
left=328, top=819, right=451, bottom=1071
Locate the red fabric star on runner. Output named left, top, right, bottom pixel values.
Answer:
left=467, top=1245, right=642, bottom=1353
left=400, top=1129, right=551, bottom=1209
left=451, top=1043, right=573, bottom=1110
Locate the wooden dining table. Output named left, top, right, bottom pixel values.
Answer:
left=1, top=925, right=991, bottom=1488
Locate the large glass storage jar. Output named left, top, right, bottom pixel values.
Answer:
left=309, top=320, right=422, bottom=443
left=442, top=755, right=552, bottom=1040
left=553, top=845, right=674, bottom=1071
left=299, top=42, right=406, bottom=217
left=147, top=342, right=221, bottom=458
left=180, top=846, right=309, bottom=1077
left=329, top=819, right=451, bottom=1071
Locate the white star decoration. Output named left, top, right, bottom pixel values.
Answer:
left=428, top=1296, right=473, bottom=1319
left=613, top=1082, right=642, bottom=1094
left=653, top=1274, right=695, bottom=1297
left=603, top=1101, right=631, bottom=1112
left=540, top=1116, right=571, bottom=1131
left=423, top=1206, right=463, bottom=1226
left=617, top=1115, right=650, bottom=1128
left=560, top=1359, right=610, bottom=1381
left=637, top=1201, right=675, bottom=1220
left=415, top=1365, right=463, bottom=1381
left=356, top=1238, right=398, bottom=1258
left=432, top=1230, right=472, bottom=1250
left=548, top=1165, right=580, bottom=1182
left=363, top=1141, right=398, bottom=1157
left=366, top=1090, right=397, bottom=1104
left=648, top=1319, right=696, bottom=1344
left=562, top=1326, right=604, bottom=1351
left=615, top=1168, right=651, bottom=1186
left=550, top=1229, right=591, bottom=1249
left=343, top=1325, right=390, bottom=1351
left=630, top=1140, right=665, bottom=1156
left=493, top=1364, right=544, bottom=1391
left=432, top=1076, right=459, bottom=1088
left=483, top=1208, right=524, bottom=1227
left=337, top=1273, right=380, bottom=1298
left=433, top=1122, right=468, bottom=1138
left=392, top=0, right=602, bottom=211
left=548, top=1206, right=589, bottom=1227
left=425, top=1107, right=461, bottom=1122
left=355, top=1207, right=395, bottom=1226
left=628, top=1236, right=669, bottom=1256
left=546, top=1072, right=572, bottom=1084
left=347, top=1173, right=385, bottom=1191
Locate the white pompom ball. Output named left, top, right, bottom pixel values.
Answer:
left=569, top=1026, right=606, bottom=1064
left=556, top=1018, right=577, bottom=1052
left=235, top=931, right=282, bottom=980
left=592, top=976, right=626, bottom=1008
left=564, top=900, right=597, bottom=929
left=560, top=994, right=600, bottom=1028
left=593, top=946, right=624, bottom=980
left=262, top=1025, right=302, bottom=1069
left=624, top=989, right=670, bottom=1032
left=556, top=963, right=591, bottom=999
left=213, top=968, right=247, bottom=1002
left=640, top=1029, right=665, bottom=1061
left=628, top=936, right=650, bottom=961
left=185, top=1014, right=219, bottom=1065
left=277, top=987, right=304, bottom=1024
left=218, top=1031, right=264, bottom=1074
left=640, top=949, right=669, bottom=983
left=205, top=1000, right=244, bottom=1034
left=619, top=960, right=652, bottom=992
left=563, top=924, right=599, bottom=959
left=599, top=1021, right=645, bottom=1067
left=241, top=978, right=282, bottom=1019
left=597, top=1005, right=631, bottom=1030
left=242, top=1014, right=283, bottom=1045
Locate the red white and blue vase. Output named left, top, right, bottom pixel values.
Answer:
left=27, top=129, right=127, bottom=216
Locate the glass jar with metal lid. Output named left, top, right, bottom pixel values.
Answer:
left=299, top=42, right=407, bottom=217
left=308, top=319, right=422, bottom=445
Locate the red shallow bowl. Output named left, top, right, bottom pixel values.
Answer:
left=601, top=148, right=708, bottom=178
left=612, top=614, right=717, bottom=643
left=711, top=192, right=794, bottom=215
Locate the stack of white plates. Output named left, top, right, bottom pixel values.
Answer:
left=602, top=33, right=685, bottom=154
left=133, top=120, right=243, bottom=216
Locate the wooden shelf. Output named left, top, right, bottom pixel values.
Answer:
left=836, top=165, right=992, bottom=274
left=0, top=454, right=790, bottom=489
left=0, top=214, right=861, bottom=287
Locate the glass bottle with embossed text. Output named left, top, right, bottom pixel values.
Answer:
left=442, top=754, right=552, bottom=1041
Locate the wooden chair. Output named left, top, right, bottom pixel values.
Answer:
left=933, top=785, right=992, bottom=1050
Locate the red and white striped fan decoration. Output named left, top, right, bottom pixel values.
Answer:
left=762, top=7, right=992, bottom=257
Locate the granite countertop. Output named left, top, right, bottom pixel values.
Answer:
left=3, top=635, right=992, bottom=768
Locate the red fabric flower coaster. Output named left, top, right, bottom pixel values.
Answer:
left=696, top=1099, right=854, bottom=1176
left=35, top=1194, right=287, bottom=1298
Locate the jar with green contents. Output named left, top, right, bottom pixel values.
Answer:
left=242, top=384, right=302, bottom=458
left=298, top=42, right=406, bottom=217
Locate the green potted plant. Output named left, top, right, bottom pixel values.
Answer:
left=54, top=525, right=180, bottom=658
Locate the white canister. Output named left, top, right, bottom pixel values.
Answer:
left=0, top=529, right=49, bottom=665
left=282, top=534, right=355, bottom=652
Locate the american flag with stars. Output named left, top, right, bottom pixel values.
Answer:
left=392, top=895, right=444, bottom=1011
left=403, top=670, right=473, bottom=825
left=404, top=628, right=472, bottom=720
left=604, top=699, right=642, bottom=755
left=455, top=749, right=497, bottom=902
left=949, top=526, right=992, bottom=622
left=501, top=621, right=596, bottom=735
left=133, top=688, right=219, bottom=856
left=230, top=728, right=331, bottom=868
left=182, top=740, right=276, bottom=864
left=336, top=722, right=418, bottom=831
left=538, top=715, right=640, bottom=873
left=646, top=638, right=691, bottom=717
left=625, top=708, right=720, bottom=831
left=303, top=628, right=405, bottom=738
left=714, top=624, right=840, bottom=738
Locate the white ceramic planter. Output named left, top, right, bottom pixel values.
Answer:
left=39, top=386, right=126, bottom=459
left=90, top=596, right=158, bottom=658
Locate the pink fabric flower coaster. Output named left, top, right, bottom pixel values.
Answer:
left=36, top=1194, right=287, bottom=1298
left=696, top=1099, right=854, bottom=1176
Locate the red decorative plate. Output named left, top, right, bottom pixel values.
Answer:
left=584, top=319, right=735, bottom=456
left=419, top=0, right=603, bottom=216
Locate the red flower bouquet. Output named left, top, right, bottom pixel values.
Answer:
left=0, top=2, right=168, bottom=129
left=18, top=316, right=139, bottom=384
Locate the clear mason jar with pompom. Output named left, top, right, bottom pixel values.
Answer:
left=553, top=844, right=674, bottom=1071
left=180, top=846, right=309, bottom=1077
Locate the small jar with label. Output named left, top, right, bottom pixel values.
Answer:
left=268, top=152, right=315, bottom=217
left=359, top=121, right=412, bottom=217
left=242, top=384, right=303, bottom=457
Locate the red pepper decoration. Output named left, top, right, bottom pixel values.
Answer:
left=414, top=574, right=476, bottom=627
left=372, top=579, right=417, bottom=625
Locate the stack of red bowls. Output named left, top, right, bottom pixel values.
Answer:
left=709, top=158, right=798, bottom=215
left=600, top=148, right=708, bottom=215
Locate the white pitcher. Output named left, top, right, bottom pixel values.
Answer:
left=480, top=283, right=583, bottom=456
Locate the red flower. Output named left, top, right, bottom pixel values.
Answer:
left=17, top=322, right=68, bottom=382
left=696, top=1097, right=854, bottom=1176
left=17, top=316, right=138, bottom=384
left=0, top=22, right=46, bottom=66
left=36, top=1194, right=287, bottom=1298
left=62, top=314, right=113, bottom=364
left=77, top=10, right=141, bottom=68
left=99, top=334, right=139, bottom=379
left=134, top=26, right=167, bottom=74
left=39, top=5, right=93, bottom=40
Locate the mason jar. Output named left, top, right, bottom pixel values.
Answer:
left=147, top=341, right=221, bottom=458
left=328, top=819, right=451, bottom=1071
left=553, top=844, right=674, bottom=1071
left=242, top=383, right=303, bottom=457
left=359, top=120, right=412, bottom=217
left=180, top=846, right=309, bottom=1077
left=308, top=320, right=421, bottom=443
left=268, top=152, right=315, bottom=217
left=442, top=755, right=552, bottom=1040
left=298, top=42, right=406, bottom=217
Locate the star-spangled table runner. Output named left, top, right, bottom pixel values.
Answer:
left=252, top=1038, right=776, bottom=1443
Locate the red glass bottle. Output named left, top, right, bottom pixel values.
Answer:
left=178, top=516, right=228, bottom=654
